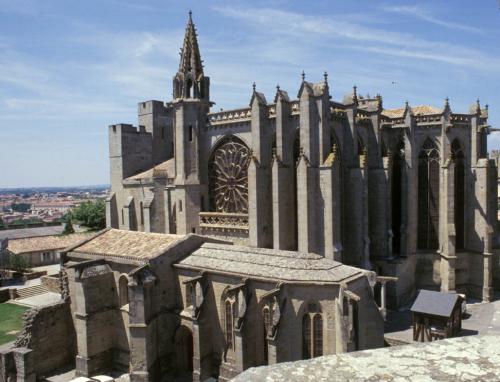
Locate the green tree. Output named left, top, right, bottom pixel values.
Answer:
left=71, top=199, right=106, bottom=231
left=9, top=254, right=29, bottom=272
left=62, top=216, right=75, bottom=234
left=11, top=203, right=31, bottom=213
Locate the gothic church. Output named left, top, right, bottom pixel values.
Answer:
left=107, top=13, right=499, bottom=306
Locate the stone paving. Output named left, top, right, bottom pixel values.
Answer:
left=9, top=292, right=62, bottom=308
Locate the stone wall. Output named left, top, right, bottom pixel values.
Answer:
left=40, top=274, right=60, bottom=293
left=5, top=301, right=76, bottom=379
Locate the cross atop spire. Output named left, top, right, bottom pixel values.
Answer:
left=178, top=11, right=203, bottom=78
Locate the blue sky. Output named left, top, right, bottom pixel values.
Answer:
left=1, top=0, right=500, bottom=188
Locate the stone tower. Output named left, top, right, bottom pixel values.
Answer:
left=172, top=12, right=210, bottom=234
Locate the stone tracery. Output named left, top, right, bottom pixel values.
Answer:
left=208, top=137, right=250, bottom=213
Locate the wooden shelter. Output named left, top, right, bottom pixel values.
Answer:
left=411, top=290, right=463, bottom=342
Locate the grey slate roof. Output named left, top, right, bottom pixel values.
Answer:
left=176, top=243, right=364, bottom=283
left=410, top=289, right=460, bottom=318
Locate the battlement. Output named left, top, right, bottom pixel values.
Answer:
left=138, top=100, right=170, bottom=116
left=109, top=123, right=149, bottom=135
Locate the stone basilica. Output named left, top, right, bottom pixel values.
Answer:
left=106, top=13, right=499, bottom=307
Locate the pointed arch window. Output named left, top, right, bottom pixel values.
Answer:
left=224, top=300, right=234, bottom=350
left=302, top=314, right=312, bottom=359
left=452, top=139, right=465, bottom=250
left=418, top=138, right=440, bottom=250
left=118, top=275, right=129, bottom=307
left=313, top=314, right=323, bottom=357
left=302, top=302, right=323, bottom=359
left=262, top=306, right=271, bottom=365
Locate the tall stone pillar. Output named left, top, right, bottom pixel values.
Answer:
left=272, top=87, right=297, bottom=250
left=248, top=86, right=273, bottom=248
left=296, top=75, right=330, bottom=256
left=383, top=154, right=393, bottom=257
left=191, top=320, right=202, bottom=382
left=296, top=152, right=317, bottom=254
left=320, top=146, right=342, bottom=261
left=440, top=156, right=456, bottom=293
left=129, top=270, right=156, bottom=382
left=360, top=150, right=371, bottom=269
left=266, top=338, right=278, bottom=364
left=233, top=330, right=244, bottom=374
left=483, top=226, right=494, bottom=302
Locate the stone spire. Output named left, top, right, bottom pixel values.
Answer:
left=173, top=11, right=210, bottom=101
left=178, top=11, right=203, bottom=79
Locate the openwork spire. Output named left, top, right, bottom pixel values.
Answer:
left=173, top=11, right=209, bottom=101
left=178, top=11, right=203, bottom=79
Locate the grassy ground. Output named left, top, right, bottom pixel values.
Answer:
left=0, top=303, right=29, bottom=345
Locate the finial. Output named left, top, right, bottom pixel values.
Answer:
left=405, top=99, right=409, bottom=108
left=301, top=71, right=306, bottom=82
left=476, top=98, right=481, bottom=113
left=252, top=82, right=256, bottom=92
left=352, top=85, right=358, bottom=103
left=485, top=103, right=489, bottom=110
left=189, top=10, right=192, bottom=20
left=324, top=71, right=328, bottom=83
left=445, top=97, right=450, bottom=108
left=276, top=83, right=280, bottom=92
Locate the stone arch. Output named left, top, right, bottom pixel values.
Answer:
left=208, top=135, right=251, bottom=213
left=417, top=137, right=440, bottom=250
left=262, top=305, right=271, bottom=365
left=185, top=72, right=196, bottom=98
left=118, top=274, right=129, bottom=307
left=220, top=286, right=236, bottom=357
left=299, top=301, right=324, bottom=360
left=452, top=138, right=466, bottom=250
left=174, top=325, right=194, bottom=375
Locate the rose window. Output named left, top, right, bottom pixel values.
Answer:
left=208, top=138, right=250, bottom=213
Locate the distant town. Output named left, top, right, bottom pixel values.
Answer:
left=0, top=186, right=109, bottom=228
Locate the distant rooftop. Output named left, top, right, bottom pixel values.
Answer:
left=382, top=105, right=442, bottom=119
left=176, top=243, right=364, bottom=283
left=69, top=229, right=184, bottom=261
left=234, top=334, right=500, bottom=382
left=7, top=232, right=95, bottom=254
left=0, top=225, right=65, bottom=240
left=125, top=158, right=174, bottom=181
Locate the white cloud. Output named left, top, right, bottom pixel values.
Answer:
left=380, top=5, right=483, bottom=34
left=213, top=6, right=500, bottom=71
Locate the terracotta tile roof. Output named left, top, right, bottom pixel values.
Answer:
left=382, top=105, right=442, bottom=119
left=126, top=158, right=174, bottom=181
left=71, top=229, right=183, bottom=260
left=7, top=232, right=95, bottom=254
left=177, top=243, right=364, bottom=283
